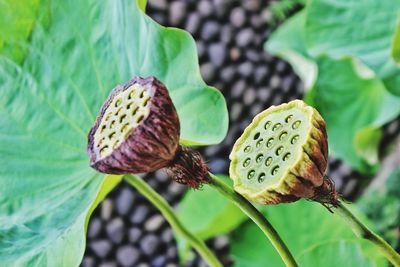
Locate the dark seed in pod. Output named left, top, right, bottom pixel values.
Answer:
left=248, top=170, right=255, bottom=179
left=243, top=158, right=251, bottom=167
left=285, top=114, right=293, bottom=123
left=275, top=146, right=284, bottom=156
left=272, top=123, right=282, bottom=131
left=266, top=138, right=274, bottom=148
left=258, top=173, right=266, bottom=183
left=271, top=165, right=280, bottom=175
left=283, top=152, right=291, bottom=161
left=291, top=135, right=299, bottom=144
left=265, top=157, right=272, bottom=166
left=264, top=121, right=271, bottom=130
left=292, top=120, right=301, bottom=129
left=256, top=154, right=264, bottom=163
left=279, top=131, right=288, bottom=140
left=256, top=138, right=264, bottom=147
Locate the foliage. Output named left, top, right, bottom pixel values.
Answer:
left=0, top=0, right=44, bottom=61
left=358, top=168, right=400, bottom=248
left=266, top=0, right=400, bottom=174
left=176, top=175, right=247, bottom=261
left=269, top=0, right=306, bottom=22
left=0, top=0, right=228, bottom=266
left=176, top=179, right=388, bottom=267
left=230, top=200, right=387, bottom=267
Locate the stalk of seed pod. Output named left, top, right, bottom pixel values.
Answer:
left=229, top=100, right=400, bottom=266
left=87, top=76, right=209, bottom=188
left=229, top=99, right=336, bottom=206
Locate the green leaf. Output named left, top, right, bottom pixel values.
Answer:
left=0, top=0, right=45, bottom=62
left=0, top=0, right=227, bottom=265
left=266, top=11, right=317, bottom=89
left=354, top=127, right=382, bottom=166
left=269, top=0, right=307, bottom=22
left=392, top=20, right=400, bottom=63
left=230, top=200, right=386, bottom=267
left=265, top=5, right=400, bottom=173
left=138, top=0, right=147, bottom=12
left=358, top=168, right=400, bottom=248
left=305, top=0, right=400, bottom=95
left=85, top=175, right=124, bottom=229
left=297, top=240, right=378, bottom=267
left=176, top=175, right=247, bottom=261
left=305, top=56, right=400, bottom=173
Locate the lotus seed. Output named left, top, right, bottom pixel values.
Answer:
left=282, top=152, right=291, bottom=161
left=285, top=114, right=293, bottom=122
left=244, top=146, right=251, bottom=153
left=271, top=165, right=279, bottom=175
left=119, top=114, right=126, bottom=123
left=256, top=154, right=264, bottom=163
left=132, top=106, right=139, bottom=115
left=258, top=173, right=266, bottom=183
left=291, top=135, right=299, bottom=144
left=292, top=120, right=301, bottom=129
left=272, top=123, right=282, bottom=131
left=254, top=132, right=261, bottom=140
left=275, top=146, right=284, bottom=156
left=265, top=156, right=272, bottom=166
left=264, top=121, right=271, bottom=130
left=243, top=158, right=251, bottom=167
left=137, top=115, right=145, bottom=123
left=266, top=138, right=274, bottom=148
left=143, top=97, right=150, bottom=106
left=115, top=107, right=122, bottom=116
left=248, top=170, right=255, bottom=179
left=279, top=131, right=288, bottom=140
left=121, top=123, right=129, bottom=133
left=256, top=138, right=264, bottom=147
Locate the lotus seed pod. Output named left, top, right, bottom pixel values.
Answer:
left=87, top=76, right=209, bottom=189
left=87, top=76, right=180, bottom=174
left=229, top=100, right=329, bottom=205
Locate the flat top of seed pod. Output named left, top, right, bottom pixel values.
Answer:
left=92, top=80, right=152, bottom=160
left=229, top=100, right=316, bottom=198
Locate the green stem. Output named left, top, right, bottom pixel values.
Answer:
left=124, top=175, right=223, bottom=267
left=336, top=201, right=400, bottom=267
left=208, top=173, right=298, bottom=267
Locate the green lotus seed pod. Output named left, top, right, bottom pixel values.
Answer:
left=229, top=100, right=328, bottom=205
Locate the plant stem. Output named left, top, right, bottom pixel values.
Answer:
left=335, top=201, right=400, bottom=267
left=124, top=175, right=223, bottom=267
left=207, top=173, right=298, bottom=267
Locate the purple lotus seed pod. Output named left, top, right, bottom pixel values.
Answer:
left=87, top=76, right=180, bottom=174
left=87, top=76, right=209, bottom=189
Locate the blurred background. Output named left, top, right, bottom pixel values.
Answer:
left=82, top=0, right=400, bottom=266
